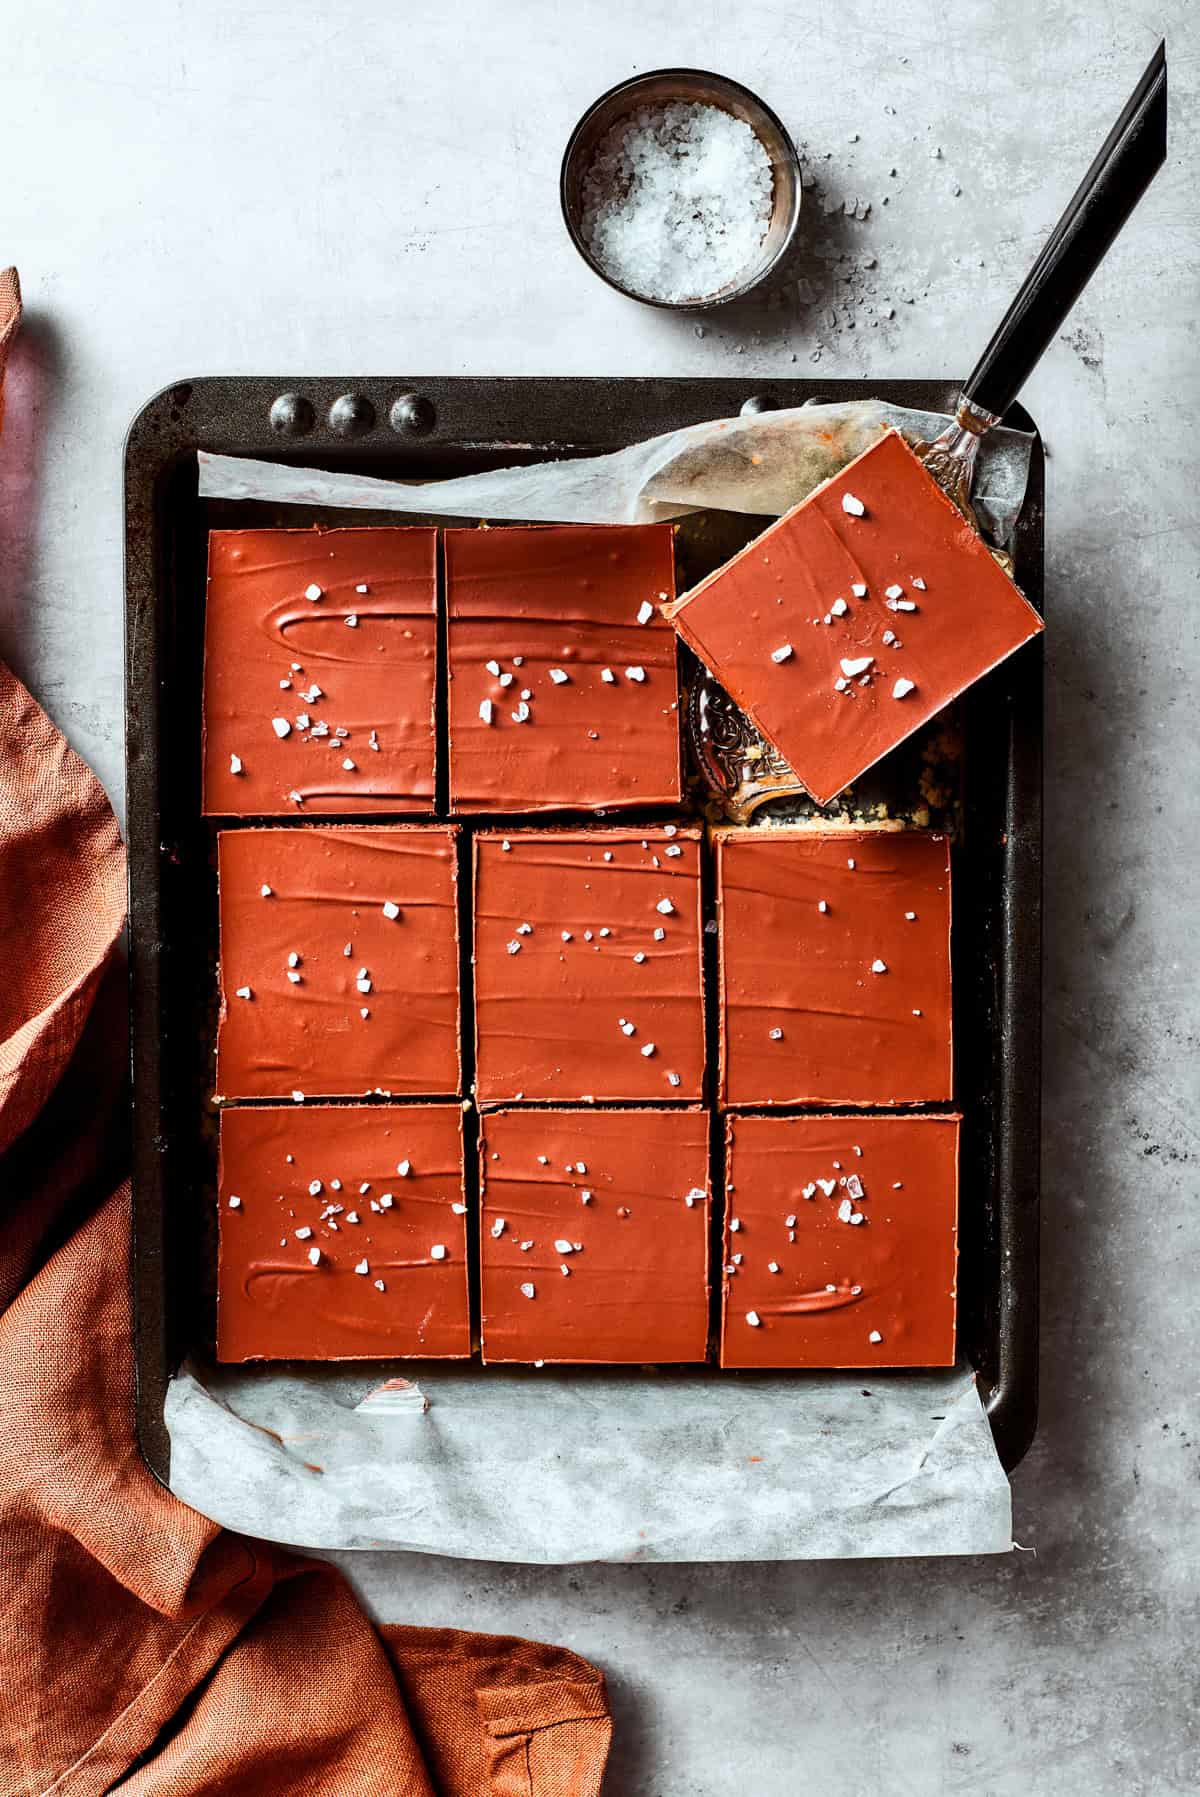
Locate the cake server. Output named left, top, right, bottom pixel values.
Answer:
left=917, top=39, right=1167, bottom=529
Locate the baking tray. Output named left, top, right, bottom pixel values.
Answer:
left=125, top=375, right=1042, bottom=1485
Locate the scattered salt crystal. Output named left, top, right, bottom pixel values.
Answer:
left=548, top=667, right=569, bottom=684
left=654, top=927, right=666, bottom=941
left=511, top=701, right=530, bottom=723
left=382, top=900, right=401, bottom=920
left=871, top=958, right=888, bottom=973
left=601, top=667, right=616, bottom=683
left=506, top=939, right=521, bottom=955
left=842, top=492, right=866, bottom=517
left=625, top=666, right=646, bottom=682
left=637, top=600, right=655, bottom=625
left=869, top=1330, right=883, bottom=1343
left=818, top=900, right=829, bottom=914
left=885, top=584, right=904, bottom=600
left=374, top=1279, right=386, bottom=1291
left=656, top=898, right=675, bottom=915
left=770, top=644, right=793, bottom=663
left=851, top=582, right=867, bottom=597
left=344, top=614, right=358, bottom=628
left=768, top=1261, right=780, bottom=1273
left=235, top=986, right=252, bottom=1000
left=840, top=655, right=873, bottom=677
left=354, top=1259, right=369, bottom=1276
left=227, top=1194, right=241, bottom=1210
left=499, top=672, right=513, bottom=688
left=769, top=1027, right=783, bottom=1040
left=640, top=1042, right=656, bottom=1057
left=620, top=1021, right=636, bottom=1036
left=271, top=717, right=291, bottom=738
left=893, top=677, right=916, bottom=699
left=838, top=1198, right=853, bottom=1222
left=746, top=1310, right=762, bottom=1327
left=633, top=951, right=646, bottom=964
left=479, top=698, right=493, bottom=725
left=260, top=884, right=272, bottom=897
left=396, top=1161, right=411, bottom=1178
left=830, top=598, right=848, bottom=617
left=491, top=1218, right=506, bottom=1238
left=430, top=1243, right=447, bottom=1260
left=667, top=1071, right=681, bottom=1087
left=520, top=1282, right=536, bottom=1299
left=912, top=576, right=927, bottom=590
left=304, top=583, right=323, bottom=601
left=730, top=1217, right=741, bottom=1233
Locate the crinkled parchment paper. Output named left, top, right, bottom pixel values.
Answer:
left=167, top=1361, right=1011, bottom=1560
left=172, top=399, right=1029, bottom=1561
left=198, top=398, right=1032, bottom=546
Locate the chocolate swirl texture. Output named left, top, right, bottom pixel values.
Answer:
left=717, top=825, right=952, bottom=1107
left=202, top=525, right=437, bottom=816
left=446, top=523, right=682, bottom=813
left=473, top=827, right=705, bottom=1103
left=217, top=825, right=460, bottom=1100
left=479, top=1107, right=710, bottom=1365
left=720, top=1112, right=959, bottom=1369
left=217, top=1103, right=469, bottom=1362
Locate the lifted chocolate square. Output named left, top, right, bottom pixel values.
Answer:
left=217, top=825, right=460, bottom=1100
left=717, top=827, right=952, bottom=1106
left=720, top=1113, right=959, bottom=1369
left=666, top=430, right=1043, bottom=806
left=479, top=1108, right=710, bottom=1364
left=446, top=524, right=681, bottom=812
left=217, top=1104, right=469, bottom=1361
left=203, top=526, right=437, bottom=815
left=473, top=827, right=705, bottom=1103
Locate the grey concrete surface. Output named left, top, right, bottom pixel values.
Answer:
left=2, top=2, right=1197, bottom=1791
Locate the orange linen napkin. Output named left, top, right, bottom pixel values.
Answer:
left=0, top=268, right=611, bottom=1797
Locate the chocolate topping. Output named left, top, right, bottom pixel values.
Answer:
left=720, top=1112, right=959, bottom=1368
left=666, top=430, right=1043, bottom=806
left=203, top=526, right=437, bottom=815
left=479, top=1107, right=710, bottom=1364
left=217, top=1104, right=470, bottom=1361
left=446, top=524, right=681, bottom=812
left=217, top=825, right=460, bottom=1100
left=717, top=827, right=952, bottom=1106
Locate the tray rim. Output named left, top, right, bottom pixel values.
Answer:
left=124, top=373, right=1042, bottom=1490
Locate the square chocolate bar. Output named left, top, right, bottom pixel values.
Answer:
left=666, top=430, right=1043, bottom=805
left=479, top=1107, right=710, bottom=1364
left=217, top=825, right=460, bottom=1100
left=446, top=524, right=681, bottom=812
left=473, top=827, right=705, bottom=1103
left=720, top=1112, right=959, bottom=1369
left=203, top=526, right=437, bottom=815
left=217, top=1103, right=470, bottom=1361
left=717, top=827, right=952, bottom=1107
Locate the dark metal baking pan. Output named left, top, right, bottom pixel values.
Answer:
left=125, top=376, right=1041, bottom=1485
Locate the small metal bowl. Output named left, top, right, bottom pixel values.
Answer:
left=560, top=68, right=802, bottom=311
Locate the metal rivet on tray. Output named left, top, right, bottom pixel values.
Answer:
left=269, top=393, right=315, bottom=436
left=328, top=393, right=376, bottom=436
left=389, top=392, right=437, bottom=435
left=740, top=394, right=779, bottom=415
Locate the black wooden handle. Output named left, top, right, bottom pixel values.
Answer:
left=963, top=40, right=1167, bottom=422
